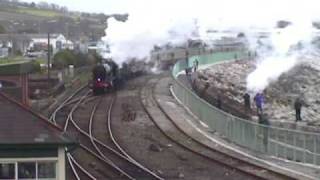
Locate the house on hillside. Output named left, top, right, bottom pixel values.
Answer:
left=87, top=40, right=109, bottom=55
left=0, top=34, right=74, bottom=58
left=26, top=34, right=74, bottom=57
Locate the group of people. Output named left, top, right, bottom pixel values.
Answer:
left=185, top=58, right=305, bottom=123
left=243, top=92, right=304, bottom=122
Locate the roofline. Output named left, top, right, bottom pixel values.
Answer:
left=0, top=92, right=61, bottom=130
left=0, top=142, right=77, bottom=148
left=0, top=92, right=78, bottom=147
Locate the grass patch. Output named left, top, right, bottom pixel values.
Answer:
left=17, top=7, right=62, bottom=17
left=0, top=57, right=26, bottom=65
left=33, top=58, right=46, bottom=64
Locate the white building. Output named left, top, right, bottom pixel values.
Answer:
left=27, top=34, right=74, bottom=56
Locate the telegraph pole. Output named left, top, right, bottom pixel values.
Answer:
left=47, top=33, right=50, bottom=83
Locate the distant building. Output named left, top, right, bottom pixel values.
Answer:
left=0, top=34, right=31, bottom=56
left=212, top=37, right=247, bottom=51
left=0, top=92, right=77, bottom=180
left=0, top=48, right=8, bottom=58
left=0, top=34, right=75, bottom=58
left=87, top=41, right=98, bottom=54
left=27, top=34, right=74, bottom=57
left=87, top=40, right=109, bottom=55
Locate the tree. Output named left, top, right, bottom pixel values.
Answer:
left=87, top=53, right=102, bottom=65
left=30, top=60, right=41, bottom=73
left=53, top=50, right=76, bottom=69
left=74, top=52, right=87, bottom=67
left=237, top=32, right=246, bottom=38
left=30, top=2, right=36, bottom=8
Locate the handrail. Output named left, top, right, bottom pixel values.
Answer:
left=171, top=49, right=320, bottom=166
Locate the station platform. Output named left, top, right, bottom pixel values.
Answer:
left=153, top=75, right=320, bottom=180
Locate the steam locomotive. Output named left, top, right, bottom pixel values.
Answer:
left=91, top=60, right=119, bottom=95
left=91, top=59, right=148, bottom=95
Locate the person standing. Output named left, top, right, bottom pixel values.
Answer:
left=243, top=92, right=251, bottom=111
left=185, top=68, right=192, bottom=84
left=294, top=97, right=303, bottom=122
left=193, top=59, right=199, bottom=72
left=216, top=93, right=222, bottom=109
left=254, top=92, right=264, bottom=115
left=185, top=68, right=189, bottom=76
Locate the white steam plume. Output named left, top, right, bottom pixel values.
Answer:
left=99, top=0, right=320, bottom=74
left=102, top=17, right=201, bottom=64
left=246, top=20, right=317, bottom=93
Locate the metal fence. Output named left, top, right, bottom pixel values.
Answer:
left=171, top=51, right=320, bottom=166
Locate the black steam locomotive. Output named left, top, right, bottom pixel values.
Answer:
left=91, top=60, right=119, bottom=95
left=91, top=59, right=147, bottom=95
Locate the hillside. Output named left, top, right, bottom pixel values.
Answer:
left=0, top=1, right=127, bottom=41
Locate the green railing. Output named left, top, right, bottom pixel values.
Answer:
left=171, top=51, right=320, bottom=166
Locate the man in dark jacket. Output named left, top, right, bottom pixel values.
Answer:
left=243, top=92, right=251, bottom=111
left=294, top=97, right=303, bottom=122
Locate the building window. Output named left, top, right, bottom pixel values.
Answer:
left=0, top=163, right=15, bottom=180
left=38, top=162, right=56, bottom=179
left=18, top=162, right=36, bottom=179
left=0, top=161, right=56, bottom=180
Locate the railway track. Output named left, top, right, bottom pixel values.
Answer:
left=49, top=73, right=298, bottom=179
left=67, top=152, right=97, bottom=180
left=140, top=76, right=296, bottom=180
left=93, top=94, right=164, bottom=179
left=52, top=85, right=164, bottom=179
left=51, top=86, right=99, bottom=179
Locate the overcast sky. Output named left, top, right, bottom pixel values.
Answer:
left=21, top=0, right=320, bottom=26
left=22, top=0, right=131, bottom=14
left=20, top=0, right=320, bottom=89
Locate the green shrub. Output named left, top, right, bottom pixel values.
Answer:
left=30, top=60, right=41, bottom=73
left=53, top=49, right=76, bottom=69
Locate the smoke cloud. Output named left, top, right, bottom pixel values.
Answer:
left=246, top=20, right=317, bottom=92
left=102, top=16, right=202, bottom=65
left=100, top=0, right=320, bottom=82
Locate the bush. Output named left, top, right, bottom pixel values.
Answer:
left=30, top=60, right=41, bottom=73
left=15, top=50, right=22, bottom=56
left=87, top=53, right=102, bottom=65
left=74, top=52, right=87, bottom=67
left=53, top=49, right=76, bottom=69
left=53, top=50, right=104, bottom=69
